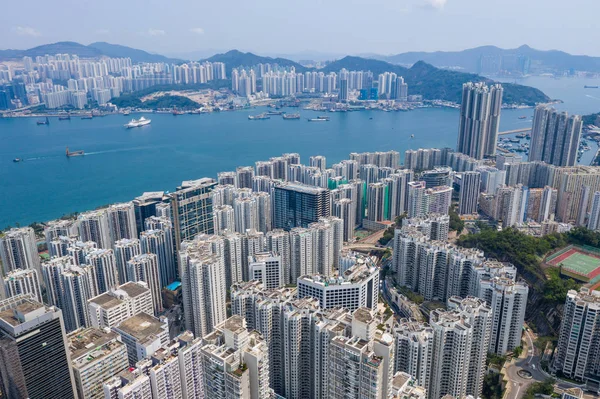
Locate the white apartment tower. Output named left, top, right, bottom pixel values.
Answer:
left=0, top=227, right=40, bottom=276
left=108, top=202, right=138, bottom=241
left=126, top=253, right=162, bottom=315
left=78, top=210, right=112, bottom=249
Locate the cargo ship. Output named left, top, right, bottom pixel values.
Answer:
left=283, top=113, right=300, bottom=120
left=308, top=116, right=330, bottom=122
left=584, top=85, right=599, bottom=89
left=125, top=116, right=151, bottom=128
left=66, top=147, right=84, bottom=157
left=248, top=113, right=270, bottom=120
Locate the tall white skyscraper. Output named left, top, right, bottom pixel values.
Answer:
left=234, top=196, right=259, bottom=233
left=588, top=191, right=600, bottom=231
left=266, top=229, right=291, bottom=285
left=179, top=237, right=227, bottom=338
left=529, top=104, right=583, bottom=167
left=78, top=210, right=112, bottom=249
left=456, top=82, right=503, bottom=159
left=107, top=202, right=138, bottom=241
left=85, top=248, right=119, bottom=293
left=393, top=319, right=433, bottom=391
left=0, top=227, right=40, bottom=276
left=114, top=238, right=142, bottom=285
left=213, top=205, right=235, bottom=235
left=553, top=289, right=600, bottom=383
left=429, top=297, right=492, bottom=399
left=458, top=171, right=482, bottom=215
left=126, top=253, right=162, bottom=315
left=249, top=252, right=283, bottom=289
left=140, top=228, right=176, bottom=288
left=2, top=268, right=42, bottom=302
left=60, top=264, right=99, bottom=332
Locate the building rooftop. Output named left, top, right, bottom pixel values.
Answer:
left=223, top=315, right=246, bottom=335
left=353, top=308, right=373, bottom=324
left=119, top=282, right=150, bottom=298
left=114, top=312, right=165, bottom=343
left=275, top=181, right=328, bottom=194
left=68, top=328, right=122, bottom=364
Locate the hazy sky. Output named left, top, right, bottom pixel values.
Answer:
left=1, top=0, right=598, bottom=56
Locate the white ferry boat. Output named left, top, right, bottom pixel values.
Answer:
left=124, top=116, right=151, bottom=128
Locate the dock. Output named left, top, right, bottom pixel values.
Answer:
left=498, top=128, right=531, bottom=136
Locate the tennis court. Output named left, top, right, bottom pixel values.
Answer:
left=546, top=245, right=600, bottom=283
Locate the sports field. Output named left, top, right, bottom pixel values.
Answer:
left=546, top=245, right=600, bottom=283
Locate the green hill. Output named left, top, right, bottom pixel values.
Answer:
left=204, top=50, right=307, bottom=74
left=322, top=57, right=549, bottom=105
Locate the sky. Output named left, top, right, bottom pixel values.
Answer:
left=1, top=0, right=599, bottom=57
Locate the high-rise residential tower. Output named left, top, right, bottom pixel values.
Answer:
left=456, top=82, right=503, bottom=160
left=529, top=105, right=582, bottom=167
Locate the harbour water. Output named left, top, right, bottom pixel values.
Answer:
left=1, top=77, right=599, bottom=227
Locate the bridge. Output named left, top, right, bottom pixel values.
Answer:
left=498, top=128, right=531, bottom=136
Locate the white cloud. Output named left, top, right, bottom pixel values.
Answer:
left=190, top=27, right=205, bottom=35
left=13, top=26, right=41, bottom=37
left=145, top=29, right=166, bottom=36
left=422, top=0, right=447, bottom=9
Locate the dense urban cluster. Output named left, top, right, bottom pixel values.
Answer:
left=0, top=79, right=599, bottom=399
left=0, top=54, right=226, bottom=109
left=233, top=64, right=409, bottom=102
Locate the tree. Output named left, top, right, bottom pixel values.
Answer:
left=449, top=208, right=464, bottom=234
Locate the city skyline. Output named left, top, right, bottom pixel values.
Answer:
left=1, top=0, right=600, bottom=57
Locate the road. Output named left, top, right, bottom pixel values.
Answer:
left=504, top=327, right=591, bottom=399
left=498, top=128, right=531, bottom=135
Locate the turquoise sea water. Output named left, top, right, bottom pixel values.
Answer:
left=1, top=76, right=599, bottom=227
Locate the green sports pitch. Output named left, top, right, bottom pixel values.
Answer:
left=546, top=245, right=600, bottom=283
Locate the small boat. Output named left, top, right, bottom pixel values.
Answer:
left=248, top=113, right=270, bottom=120
left=516, top=133, right=526, bottom=138
left=122, top=111, right=131, bottom=116
left=81, top=114, right=93, bottom=120
left=369, top=117, right=373, bottom=120
left=410, top=134, right=415, bottom=139
left=308, top=116, right=330, bottom=122
left=584, top=85, right=599, bottom=89
left=13, top=158, right=22, bottom=163
left=282, top=113, right=300, bottom=120
left=58, top=114, right=71, bottom=120
left=37, top=117, right=49, bottom=125
left=66, top=147, right=84, bottom=157
left=518, top=116, right=528, bottom=120
left=124, top=116, right=151, bottom=128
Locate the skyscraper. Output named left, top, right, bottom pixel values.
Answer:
left=249, top=252, right=283, bottom=289
left=126, top=253, right=162, bottom=315
left=78, top=209, right=112, bottom=249
left=107, top=202, right=138, bottom=241
left=529, top=105, right=582, bottom=167
left=458, top=171, right=482, bottom=215
left=554, top=289, right=600, bottom=383
left=0, top=227, right=40, bottom=276
left=456, top=82, right=503, bottom=159
left=213, top=205, right=235, bottom=235
left=85, top=248, right=119, bottom=293
left=114, top=238, right=142, bottom=285
left=170, top=178, right=217, bottom=248
left=140, top=228, right=176, bottom=288
left=588, top=191, right=600, bottom=231
left=0, top=295, right=77, bottom=399
left=367, top=182, right=388, bottom=222
left=429, top=297, right=492, bottom=399
left=68, top=327, right=129, bottom=399
left=2, top=268, right=42, bottom=302
left=273, top=182, right=330, bottom=230
left=179, top=238, right=227, bottom=338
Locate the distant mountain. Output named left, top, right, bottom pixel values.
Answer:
left=0, top=41, right=180, bottom=64
left=377, top=45, right=600, bottom=73
left=88, top=42, right=181, bottom=63
left=321, top=57, right=549, bottom=105
left=203, top=50, right=307, bottom=73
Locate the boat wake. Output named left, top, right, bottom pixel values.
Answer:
left=585, top=94, right=600, bottom=100
left=85, top=146, right=153, bottom=156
